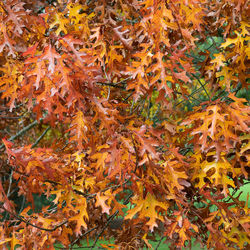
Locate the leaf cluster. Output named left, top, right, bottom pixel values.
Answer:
left=0, top=0, right=249, bottom=249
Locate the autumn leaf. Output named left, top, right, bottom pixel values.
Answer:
left=0, top=0, right=248, bottom=249
left=49, top=12, right=69, bottom=36
left=95, top=192, right=110, bottom=215
left=0, top=238, right=11, bottom=246
left=68, top=198, right=88, bottom=236
left=125, top=193, right=168, bottom=232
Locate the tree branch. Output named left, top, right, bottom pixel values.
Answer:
left=96, top=82, right=126, bottom=89
left=191, top=73, right=210, bottom=100
left=31, top=125, right=51, bottom=148
left=96, top=77, right=132, bottom=89
left=1, top=204, right=67, bottom=232
left=0, top=119, right=43, bottom=150
left=155, top=236, right=164, bottom=250
left=91, top=211, right=119, bottom=249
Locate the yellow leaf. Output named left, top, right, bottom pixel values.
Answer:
left=125, top=193, right=168, bottom=232
left=11, top=233, right=20, bottom=250
left=69, top=198, right=88, bottom=236
left=0, top=238, right=11, bottom=245
left=68, top=3, right=87, bottom=24
left=50, top=13, right=69, bottom=35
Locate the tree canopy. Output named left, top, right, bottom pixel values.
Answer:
left=0, top=0, right=249, bottom=249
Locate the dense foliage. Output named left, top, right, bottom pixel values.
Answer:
left=0, top=0, right=249, bottom=249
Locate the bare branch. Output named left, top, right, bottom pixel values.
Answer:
left=31, top=126, right=51, bottom=148
left=0, top=119, right=43, bottom=150
left=191, top=73, right=210, bottom=100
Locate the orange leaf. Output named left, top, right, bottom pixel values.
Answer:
left=95, top=192, right=110, bottom=215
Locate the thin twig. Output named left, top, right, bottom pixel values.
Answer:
left=91, top=211, right=119, bottom=249
left=0, top=104, right=23, bottom=113
left=131, top=135, right=139, bottom=174
left=0, top=116, right=22, bottom=119
left=185, top=93, right=201, bottom=104
left=124, top=91, right=134, bottom=101
left=6, top=169, right=13, bottom=197
left=18, top=196, right=26, bottom=214
left=139, top=98, right=146, bottom=116
left=123, top=192, right=134, bottom=205
left=155, top=236, right=164, bottom=250
left=96, top=82, right=126, bottom=89
left=97, top=76, right=132, bottom=89
left=31, top=126, right=51, bottom=148
left=8, top=187, right=19, bottom=198
left=147, top=97, right=151, bottom=119
left=1, top=204, right=67, bottom=232
left=175, top=82, right=209, bottom=107
left=6, top=164, right=29, bottom=177
left=0, top=119, right=42, bottom=150
left=191, top=73, right=210, bottom=100
left=66, top=226, right=99, bottom=249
